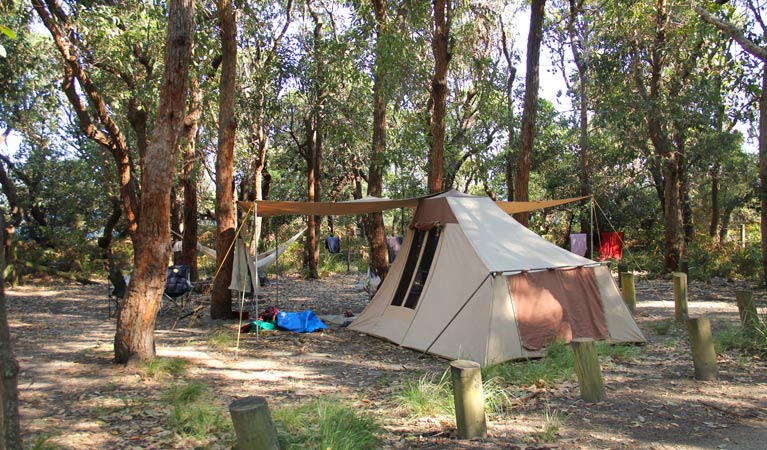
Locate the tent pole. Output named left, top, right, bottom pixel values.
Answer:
left=590, top=196, right=594, bottom=260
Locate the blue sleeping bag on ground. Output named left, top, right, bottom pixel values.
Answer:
left=275, top=310, right=327, bottom=333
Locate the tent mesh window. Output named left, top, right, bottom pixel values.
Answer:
left=390, top=229, right=426, bottom=306
left=403, top=228, right=441, bottom=309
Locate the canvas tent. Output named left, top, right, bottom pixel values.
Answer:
left=348, top=190, right=645, bottom=367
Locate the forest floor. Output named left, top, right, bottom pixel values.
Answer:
left=6, top=271, right=767, bottom=449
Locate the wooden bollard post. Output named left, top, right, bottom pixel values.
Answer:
left=620, top=272, right=636, bottom=313
left=687, top=317, right=719, bottom=381
left=229, top=396, right=280, bottom=450
left=450, top=360, right=487, bottom=440
left=571, top=341, right=607, bottom=403
left=673, top=272, right=688, bottom=323
left=617, top=262, right=628, bottom=288
left=735, top=290, right=758, bottom=331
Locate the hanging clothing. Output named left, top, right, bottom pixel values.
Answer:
left=598, top=232, right=624, bottom=261
left=569, top=233, right=588, bottom=257
left=386, top=236, right=404, bottom=263
left=325, top=235, right=341, bottom=253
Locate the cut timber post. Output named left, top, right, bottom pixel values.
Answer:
left=571, top=341, right=607, bottom=402
left=735, top=290, right=758, bottom=332
left=617, top=262, right=628, bottom=288
left=229, top=396, right=280, bottom=450
left=686, top=317, right=719, bottom=381
left=450, top=360, right=487, bottom=439
left=673, top=272, right=688, bottom=323
left=620, top=272, right=636, bottom=313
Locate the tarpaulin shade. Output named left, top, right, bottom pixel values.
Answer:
left=237, top=192, right=589, bottom=217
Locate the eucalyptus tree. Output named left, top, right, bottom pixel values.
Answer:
left=440, top=2, right=507, bottom=193
left=30, top=0, right=171, bottom=255
left=0, top=12, right=22, bottom=450
left=547, top=0, right=595, bottom=232
left=114, top=0, right=194, bottom=363
left=590, top=0, right=725, bottom=271
left=211, top=0, right=238, bottom=319
left=427, top=0, right=452, bottom=194
left=237, top=0, right=293, bottom=248
left=514, top=0, right=546, bottom=226
left=695, top=1, right=767, bottom=283
left=367, top=0, right=390, bottom=281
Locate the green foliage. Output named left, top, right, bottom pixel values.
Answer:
left=273, top=398, right=381, bottom=450
left=163, top=382, right=232, bottom=440
left=685, top=238, right=761, bottom=282
left=715, top=314, right=767, bottom=356
left=596, top=343, right=641, bottom=364
left=139, top=357, right=189, bottom=381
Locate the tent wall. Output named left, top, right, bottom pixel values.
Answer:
left=594, top=265, right=645, bottom=343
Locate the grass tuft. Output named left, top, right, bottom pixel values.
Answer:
left=273, top=398, right=381, bottom=450
left=395, top=371, right=454, bottom=417
left=139, top=357, right=189, bottom=380
left=534, top=402, right=562, bottom=444
left=647, top=319, right=674, bottom=335
left=483, top=342, right=575, bottom=388
left=163, top=382, right=232, bottom=440
left=206, top=329, right=238, bottom=350
left=596, top=343, right=642, bottom=364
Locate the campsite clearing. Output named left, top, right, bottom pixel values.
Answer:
left=7, top=273, right=767, bottom=449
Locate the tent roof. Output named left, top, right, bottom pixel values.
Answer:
left=237, top=190, right=588, bottom=217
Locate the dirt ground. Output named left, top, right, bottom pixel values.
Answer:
left=6, top=271, right=767, bottom=449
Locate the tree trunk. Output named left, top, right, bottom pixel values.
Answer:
left=500, top=20, right=517, bottom=202
left=0, top=215, right=22, bottom=450
left=719, top=200, right=735, bottom=244
left=211, top=0, right=238, bottom=319
left=759, top=66, right=767, bottom=287
left=568, top=0, right=591, bottom=233
left=303, top=8, right=324, bottom=280
left=248, top=93, right=270, bottom=253
left=0, top=161, right=23, bottom=287
left=427, top=0, right=450, bottom=194
left=180, top=77, right=202, bottom=281
left=514, top=0, right=546, bottom=227
left=114, top=0, right=194, bottom=364
left=709, top=163, right=720, bottom=238
left=368, top=0, right=390, bottom=282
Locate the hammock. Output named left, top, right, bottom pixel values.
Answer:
left=172, top=226, right=306, bottom=271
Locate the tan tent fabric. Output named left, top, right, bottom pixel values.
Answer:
left=238, top=192, right=588, bottom=217
left=495, top=196, right=590, bottom=215
left=507, top=268, right=608, bottom=350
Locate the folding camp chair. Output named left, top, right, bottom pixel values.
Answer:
left=162, top=265, right=194, bottom=314
left=107, top=267, right=127, bottom=318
